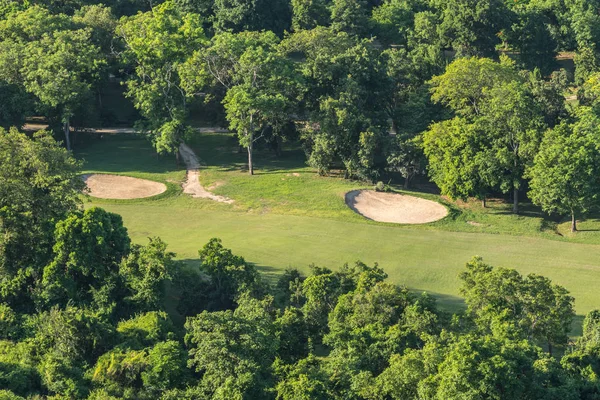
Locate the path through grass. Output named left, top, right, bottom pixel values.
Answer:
left=76, top=132, right=600, bottom=326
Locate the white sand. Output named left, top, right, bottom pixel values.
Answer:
left=345, top=190, right=447, bottom=224
left=82, top=174, right=167, bottom=199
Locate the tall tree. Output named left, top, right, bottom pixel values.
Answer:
left=185, top=294, right=278, bottom=398
left=428, top=57, right=546, bottom=212
left=528, top=109, right=600, bottom=232
left=438, top=0, right=512, bottom=57
left=117, top=1, right=205, bottom=156
left=460, top=257, right=575, bottom=353
left=181, top=31, right=299, bottom=174
left=19, top=28, right=104, bottom=150
left=0, top=128, right=84, bottom=311
left=212, top=0, right=292, bottom=35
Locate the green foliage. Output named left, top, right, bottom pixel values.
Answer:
left=503, top=8, right=558, bottom=74
left=291, top=0, right=329, bottom=31
left=198, top=237, right=261, bottom=309
left=438, top=0, right=512, bottom=57
left=185, top=294, right=278, bottom=399
left=212, top=0, right=292, bottom=35
left=460, top=256, right=575, bottom=350
left=116, top=311, right=175, bottom=348
left=427, top=57, right=547, bottom=212
left=182, top=30, right=300, bottom=174
left=20, top=26, right=104, bottom=149
left=330, top=0, right=369, bottom=36
left=41, top=207, right=130, bottom=310
left=0, top=341, right=39, bottom=396
left=141, top=340, right=190, bottom=392
left=423, top=117, right=493, bottom=201
left=528, top=108, right=600, bottom=231
left=429, top=56, right=516, bottom=117
left=275, top=307, right=309, bottom=363
left=284, top=29, right=389, bottom=180
left=117, top=1, right=206, bottom=154
left=120, top=237, right=178, bottom=312
left=0, top=128, right=83, bottom=310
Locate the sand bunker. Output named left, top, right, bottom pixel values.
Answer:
left=82, top=174, right=167, bottom=199
left=345, top=190, right=447, bottom=224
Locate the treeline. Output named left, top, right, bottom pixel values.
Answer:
left=1, top=121, right=600, bottom=399
left=4, top=0, right=600, bottom=226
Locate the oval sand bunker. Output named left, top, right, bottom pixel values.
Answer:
left=82, top=174, right=167, bottom=199
left=345, top=190, right=447, bottom=224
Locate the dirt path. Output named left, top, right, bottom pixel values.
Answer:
left=179, top=143, right=234, bottom=204
left=24, top=123, right=233, bottom=203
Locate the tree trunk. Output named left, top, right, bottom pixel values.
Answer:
left=275, top=136, right=282, bottom=157
left=64, top=119, right=71, bottom=151
left=571, top=209, right=577, bottom=232
left=548, top=342, right=553, bottom=356
left=403, top=175, right=410, bottom=189
left=247, top=131, right=254, bottom=175
left=482, top=197, right=486, bottom=208
left=512, top=187, right=519, bottom=214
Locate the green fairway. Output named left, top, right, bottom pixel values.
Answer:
left=76, top=132, right=600, bottom=322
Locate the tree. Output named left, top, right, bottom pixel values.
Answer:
left=275, top=307, right=309, bottom=363
left=275, top=355, right=330, bottom=399
left=371, top=0, right=422, bottom=46
left=0, top=128, right=83, bottom=311
left=423, top=117, right=494, bottom=205
left=438, top=0, right=512, bottom=57
left=479, top=80, right=546, bottom=213
left=181, top=31, right=299, bottom=175
left=0, top=81, right=31, bottom=129
left=117, top=1, right=205, bottom=156
left=324, top=281, right=413, bottom=373
left=40, top=207, right=130, bottom=311
left=212, top=0, right=292, bottom=35
left=460, top=257, right=575, bottom=353
left=120, top=237, right=178, bottom=312
left=528, top=109, right=600, bottom=232
left=198, top=238, right=261, bottom=309
left=282, top=30, right=389, bottom=180
left=291, top=0, right=329, bottom=31
left=185, top=294, right=278, bottom=399
left=503, top=8, right=558, bottom=74
left=428, top=57, right=546, bottom=212
left=330, top=0, right=369, bottom=36
left=431, top=335, right=553, bottom=400
left=20, top=28, right=104, bottom=150
left=429, top=57, right=515, bottom=117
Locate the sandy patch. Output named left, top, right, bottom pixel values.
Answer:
left=82, top=174, right=166, bottom=199
left=345, top=190, right=447, bottom=224
left=179, top=143, right=234, bottom=204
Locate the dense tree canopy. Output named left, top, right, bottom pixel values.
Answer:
left=5, top=0, right=600, bottom=395
left=1, top=130, right=600, bottom=398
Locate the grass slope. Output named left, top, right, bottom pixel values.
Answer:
left=76, top=132, right=600, bottom=326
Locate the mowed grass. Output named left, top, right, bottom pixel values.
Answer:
left=75, top=132, right=600, bottom=329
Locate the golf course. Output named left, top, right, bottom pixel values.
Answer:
left=76, top=130, right=600, bottom=324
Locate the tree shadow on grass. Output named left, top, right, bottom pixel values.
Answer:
left=74, top=132, right=186, bottom=175
left=188, top=132, right=309, bottom=172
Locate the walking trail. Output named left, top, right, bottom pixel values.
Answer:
left=179, top=142, right=234, bottom=204
left=24, top=123, right=233, bottom=203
